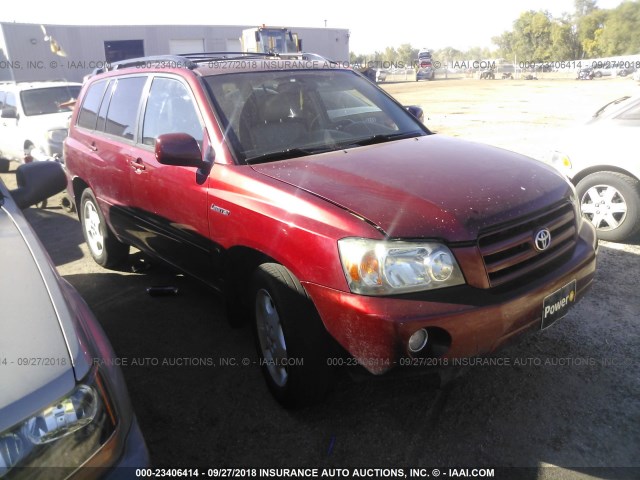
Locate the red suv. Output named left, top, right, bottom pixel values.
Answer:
left=64, top=53, right=597, bottom=407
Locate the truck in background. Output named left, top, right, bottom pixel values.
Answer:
left=241, top=26, right=302, bottom=54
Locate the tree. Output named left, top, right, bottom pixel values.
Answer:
left=396, top=43, right=419, bottom=66
left=551, top=16, right=581, bottom=60
left=574, top=0, right=598, bottom=17
left=577, top=8, right=608, bottom=57
left=598, top=1, right=640, bottom=55
left=493, top=31, right=516, bottom=58
left=512, top=10, right=555, bottom=62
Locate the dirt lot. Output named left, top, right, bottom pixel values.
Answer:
left=3, top=75, right=639, bottom=479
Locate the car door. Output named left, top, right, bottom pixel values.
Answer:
left=71, top=76, right=147, bottom=236
left=127, top=75, right=213, bottom=282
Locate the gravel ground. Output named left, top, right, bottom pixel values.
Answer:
left=2, top=74, right=638, bottom=479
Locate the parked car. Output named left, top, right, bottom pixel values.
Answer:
left=479, top=69, right=495, bottom=80
left=0, top=81, right=81, bottom=172
left=549, top=95, right=640, bottom=241
left=0, top=161, right=149, bottom=476
left=592, top=68, right=613, bottom=78
left=65, top=53, right=597, bottom=407
left=416, top=61, right=435, bottom=81
left=577, top=67, right=594, bottom=80
left=617, top=66, right=636, bottom=77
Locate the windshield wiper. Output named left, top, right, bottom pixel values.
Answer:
left=245, top=147, right=330, bottom=165
left=346, top=131, right=426, bottom=147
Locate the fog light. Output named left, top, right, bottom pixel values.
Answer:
left=408, top=328, right=429, bottom=353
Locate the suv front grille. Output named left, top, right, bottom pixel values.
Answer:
left=478, top=201, right=577, bottom=287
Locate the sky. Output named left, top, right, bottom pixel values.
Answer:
left=0, top=0, right=628, bottom=53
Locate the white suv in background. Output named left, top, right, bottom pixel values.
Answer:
left=0, top=81, right=81, bottom=172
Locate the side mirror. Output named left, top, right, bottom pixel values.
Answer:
left=155, top=133, right=205, bottom=168
left=1, top=107, right=18, bottom=119
left=406, top=105, right=424, bottom=123
left=10, top=161, right=66, bottom=209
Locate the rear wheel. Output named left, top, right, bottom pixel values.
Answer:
left=80, top=189, right=129, bottom=267
left=251, top=263, right=334, bottom=408
left=576, top=172, right=640, bottom=242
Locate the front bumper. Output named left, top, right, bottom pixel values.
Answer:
left=305, top=220, right=597, bottom=374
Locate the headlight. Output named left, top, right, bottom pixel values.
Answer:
left=338, top=238, right=465, bottom=295
left=0, top=371, right=117, bottom=479
left=549, top=151, right=572, bottom=170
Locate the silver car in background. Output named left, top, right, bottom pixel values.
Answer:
left=0, top=162, right=149, bottom=478
left=549, top=95, right=640, bottom=242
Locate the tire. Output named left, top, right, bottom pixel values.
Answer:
left=251, top=263, right=334, bottom=408
left=576, top=172, right=640, bottom=242
left=61, top=193, right=76, bottom=213
left=23, top=143, right=35, bottom=164
left=80, top=189, right=129, bottom=267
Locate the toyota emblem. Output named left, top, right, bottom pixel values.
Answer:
left=534, top=228, right=552, bottom=251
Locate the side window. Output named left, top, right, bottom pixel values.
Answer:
left=4, top=92, right=16, bottom=109
left=105, top=77, right=146, bottom=140
left=0, top=91, right=5, bottom=109
left=2, top=92, right=17, bottom=117
left=96, top=80, right=114, bottom=132
left=142, top=77, right=203, bottom=147
left=77, top=80, right=108, bottom=130
left=615, top=103, right=640, bottom=121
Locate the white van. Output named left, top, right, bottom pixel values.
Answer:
left=0, top=81, right=81, bottom=172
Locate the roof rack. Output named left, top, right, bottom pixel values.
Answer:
left=87, top=51, right=336, bottom=79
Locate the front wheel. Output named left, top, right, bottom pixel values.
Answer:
left=576, top=172, right=640, bottom=242
left=251, top=263, right=334, bottom=408
left=80, top=189, right=129, bottom=267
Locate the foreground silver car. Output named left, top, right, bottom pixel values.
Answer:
left=550, top=95, right=640, bottom=242
left=0, top=162, right=149, bottom=478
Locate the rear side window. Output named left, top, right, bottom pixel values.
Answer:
left=77, top=80, right=109, bottom=130
left=105, top=77, right=146, bottom=140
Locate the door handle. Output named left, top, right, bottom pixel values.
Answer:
left=130, top=157, right=146, bottom=172
left=88, top=142, right=98, bottom=152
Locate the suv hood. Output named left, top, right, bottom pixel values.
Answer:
left=0, top=197, right=75, bottom=432
left=252, top=135, right=572, bottom=241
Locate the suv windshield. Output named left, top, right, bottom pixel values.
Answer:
left=20, top=86, right=81, bottom=116
left=204, top=69, right=427, bottom=163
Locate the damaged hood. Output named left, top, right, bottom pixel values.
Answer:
left=251, top=135, right=573, bottom=241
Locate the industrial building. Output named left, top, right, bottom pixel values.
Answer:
left=0, top=22, right=350, bottom=82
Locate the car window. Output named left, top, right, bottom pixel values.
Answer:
left=142, top=77, right=203, bottom=147
left=205, top=69, right=426, bottom=163
left=1, top=92, right=17, bottom=117
left=77, top=80, right=109, bottom=130
left=19, top=86, right=80, bottom=116
left=105, top=77, right=147, bottom=140
left=0, top=91, right=5, bottom=109
left=96, top=80, right=114, bottom=132
left=5, top=92, right=16, bottom=109
left=615, top=102, right=640, bottom=121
